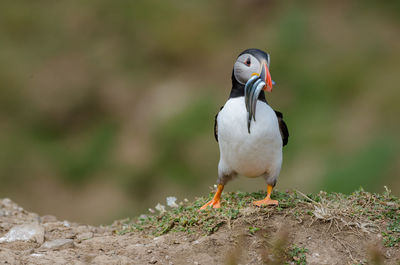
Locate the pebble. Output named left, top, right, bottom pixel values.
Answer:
left=2, top=198, right=12, bottom=206
left=76, top=225, right=90, bottom=233
left=76, top=232, right=93, bottom=241
left=30, top=253, right=44, bottom=257
left=0, top=224, right=44, bottom=244
left=166, top=197, right=179, bottom=208
left=40, top=239, right=74, bottom=250
left=153, top=236, right=166, bottom=244
left=40, top=215, right=58, bottom=223
left=155, top=203, right=166, bottom=214
left=149, top=257, right=157, bottom=264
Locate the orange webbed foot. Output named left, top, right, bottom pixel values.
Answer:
left=199, top=184, right=224, bottom=211
left=199, top=198, right=221, bottom=210
left=252, top=198, right=278, bottom=207
left=253, top=184, right=278, bottom=207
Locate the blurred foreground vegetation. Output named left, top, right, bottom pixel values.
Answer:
left=0, top=0, right=399, bottom=224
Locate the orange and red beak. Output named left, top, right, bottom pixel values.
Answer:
left=260, top=63, right=273, bottom=92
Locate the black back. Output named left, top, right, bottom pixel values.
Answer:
left=274, top=111, right=289, bottom=146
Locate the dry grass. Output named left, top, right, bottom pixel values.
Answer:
left=114, top=187, right=399, bottom=264
left=119, top=187, right=399, bottom=236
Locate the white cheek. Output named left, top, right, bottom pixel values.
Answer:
left=234, top=62, right=261, bottom=84
left=233, top=63, right=249, bottom=84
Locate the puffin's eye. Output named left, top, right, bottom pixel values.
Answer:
left=245, top=57, right=251, bottom=66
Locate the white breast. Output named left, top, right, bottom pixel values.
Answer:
left=217, top=97, right=282, bottom=178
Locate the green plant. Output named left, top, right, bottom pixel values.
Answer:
left=248, top=226, right=260, bottom=235
left=288, top=245, right=308, bottom=265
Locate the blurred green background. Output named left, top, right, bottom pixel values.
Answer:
left=0, top=0, right=399, bottom=224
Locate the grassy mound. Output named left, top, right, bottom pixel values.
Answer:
left=112, top=188, right=399, bottom=264
left=119, top=188, right=399, bottom=246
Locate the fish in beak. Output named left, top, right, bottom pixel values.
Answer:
left=244, top=63, right=274, bottom=133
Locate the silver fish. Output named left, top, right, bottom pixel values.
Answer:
left=244, top=75, right=258, bottom=115
left=244, top=77, right=265, bottom=133
left=251, top=81, right=265, bottom=122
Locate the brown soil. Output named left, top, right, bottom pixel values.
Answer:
left=0, top=197, right=399, bottom=265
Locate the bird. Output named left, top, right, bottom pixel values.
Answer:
left=200, top=48, right=289, bottom=210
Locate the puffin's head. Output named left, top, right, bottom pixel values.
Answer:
left=233, top=48, right=274, bottom=92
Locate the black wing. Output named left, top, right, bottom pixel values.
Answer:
left=214, top=106, right=223, bottom=142
left=274, top=110, right=289, bottom=146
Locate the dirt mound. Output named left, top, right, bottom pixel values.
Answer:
left=0, top=189, right=399, bottom=264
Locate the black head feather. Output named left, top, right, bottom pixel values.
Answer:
left=229, top=48, right=270, bottom=103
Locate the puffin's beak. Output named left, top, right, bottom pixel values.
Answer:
left=259, top=63, right=273, bottom=92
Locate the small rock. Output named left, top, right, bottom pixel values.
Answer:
left=94, top=226, right=110, bottom=235
left=21, top=248, right=34, bottom=255
left=30, top=253, right=44, bottom=257
left=2, top=198, right=12, bottom=206
left=40, top=215, right=58, bottom=223
left=153, top=235, right=166, bottom=244
left=40, top=239, right=74, bottom=250
left=166, top=197, right=179, bottom=208
left=76, top=225, right=91, bottom=234
left=155, top=203, right=166, bottom=214
left=64, top=231, right=77, bottom=239
left=0, top=224, right=44, bottom=244
left=149, top=257, right=157, bottom=264
left=76, top=232, right=93, bottom=241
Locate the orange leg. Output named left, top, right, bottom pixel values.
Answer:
left=253, top=184, right=278, bottom=207
left=200, top=184, right=224, bottom=210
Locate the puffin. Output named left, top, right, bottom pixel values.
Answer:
left=200, top=48, right=289, bottom=210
